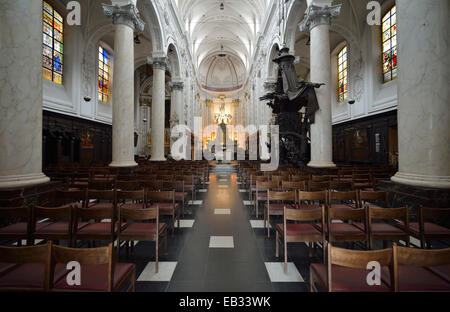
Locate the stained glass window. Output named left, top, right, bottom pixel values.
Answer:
left=382, top=6, right=397, bottom=83
left=42, top=1, right=63, bottom=84
left=98, top=46, right=111, bottom=103
left=338, top=46, right=348, bottom=103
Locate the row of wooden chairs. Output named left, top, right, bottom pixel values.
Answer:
left=0, top=242, right=135, bottom=292
left=310, top=243, right=450, bottom=292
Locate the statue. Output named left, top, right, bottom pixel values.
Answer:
left=260, top=47, right=324, bottom=167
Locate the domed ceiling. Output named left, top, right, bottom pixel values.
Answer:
left=175, top=0, right=270, bottom=93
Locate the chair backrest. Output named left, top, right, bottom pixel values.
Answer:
left=115, top=181, right=142, bottom=191
left=328, top=190, right=358, bottom=205
left=140, top=181, right=162, bottom=191
left=0, top=242, right=52, bottom=291
left=290, top=175, right=309, bottom=182
left=157, top=175, right=173, bottom=181
left=85, top=189, right=115, bottom=202
left=311, top=175, right=331, bottom=182
left=56, top=189, right=86, bottom=205
left=368, top=206, right=408, bottom=223
left=285, top=206, right=324, bottom=222
left=308, top=181, right=330, bottom=191
left=393, top=245, right=450, bottom=292
left=32, top=206, right=72, bottom=234
left=419, top=206, right=450, bottom=224
left=359, top=191, right=388, bottom=208
left=282, top=181, right=306, bottom=191
left=329, top=181, right=353, bottom=191
left=327, top=243, right=394, bottom=292
left=271, top=175, right=284, bottom=183
left=50, top=243, right=113, bottom=292
left=119, top=206, right=158, bottom=222
left=256, top=181, right=279, bottom=191
left=146, top=191, right=175, bottom=202
left=328, top=207, right=366, bottom=224
left=298, top=190, right=327, bottom=202
left=0, top=206, right=30, bottom=223
left=162, top=181, right=184, bottom=192
left=89, top=180, right=115, bottom=190
left=116, top=190, right=145, bottom=203
left=267, top=190, right=296, bottom=202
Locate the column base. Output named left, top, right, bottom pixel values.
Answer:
left=150, top=156, right=167, bottom=162
left=109, top=161, right=138, bottom=168
left=307, top=160, right=336, bottom=169
left=0, top=173, right=50, bottom=190
left=391, top=172, right=450, bottom=189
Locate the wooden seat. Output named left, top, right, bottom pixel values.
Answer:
left=162, top=181, right=187, bottom=217
left=308, top=181, right=330, bottom=192
left=0, top=207, right=32, bottom=246
left=51, top=243, right=135, bottom=292
left=358, top=190, right=388, bottom=209
left=117, top=207, right=167, bottom=273
left=297, top=190, right=327, bottom=210
left=276, top=206, right=326, bottom=273
left=310, top=243, right=394, bottom=292
left=31, top=205, right=76, bottom=247
left=412, top=206, right=450, bottom=248
left=254, top=181, right=279, bottom=218
left=390, top=245, right=450, bottom=291
left=323, top=207, right=367, bottom=248
left=264, top=191, right=296, bottom=238
left=147, top=191, right=179, bottom=236
left=0, top=242, right=52, bottom=291
left=328, top=190, right=359, bottom=210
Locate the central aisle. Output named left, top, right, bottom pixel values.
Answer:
left=167, top=163, right=273, bottom=292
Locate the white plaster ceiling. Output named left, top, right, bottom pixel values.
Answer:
left=175, top=0, right=270, bottom=91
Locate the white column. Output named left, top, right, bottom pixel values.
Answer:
left=103, top=3, right=144, bottom=168
left=150, top=58, right=167, bottom=161
left=0, top=0, right=50, bottom=189
left=300, top=3, right=341, bottom=168
left=391, top=0, right=450, bottom=189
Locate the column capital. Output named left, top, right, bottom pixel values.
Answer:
left=147, top=57, right=167, bottom=70
left=102, top=3, right=145, bottom=32
left=299, top=4, right=341, bottom=32
left=169, top=81, right=184, bottom=91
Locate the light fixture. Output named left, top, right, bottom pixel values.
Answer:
left=134, top=35, right=141, bottom=44
left=220, top=2, right=224, bottom=10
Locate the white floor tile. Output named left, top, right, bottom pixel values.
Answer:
left=265, top=262, right=304, bottom=282
left=137, top=262, right=178, bottom=282
left=218, top=185, right=228, bottom=189
left=239, top=189, right=249, bottom=193
left=12, top=239, right=43, bottom=246
left=215, top=209, right=231, bottom=215
left=219, top=179, right=228, bottom=182
left=217, top=194, right=229, bottom=198
left=209, top=236, right=234, bottom=248
left=198, top=189, right=208, bottom=193
left=410, top=236, right=421, bottom=247
left=243, top=200, right=254, bottom=205
left=250, top=220, right=271, bottom=228
left=189, top=200, right=203, bottom=205
left=179, top=220, right=195, bottom=228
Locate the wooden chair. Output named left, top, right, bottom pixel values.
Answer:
left=413, top=206, right=450, bottom=248
left=117, top=207, right=168, bottom=273
left=85, top=189, right=116, bottom=210
left=358, top=190, right=388, bottom=209
left=325, top=207, right=368, bottom=248
left=276, top=206, right=326, bottom=273
left=310, top=243, right=394, bottom=292
left=115, top=181, right=142, bottom=191
left=0, top=242, right=52, bottom=291
left=73, top=195, right=119, bottom=248
left=50, top=243, right=136, bottom=292
left=116, top=190, right=146, bottom=210
left=352, top=173, right=372, bottom=190
left=311, top=175, right=331, bottom=182
left=308, top=181, right=330, bottom=192
left=290, top=175, right=309, bottom=182
left=297, top=191, right=327, bottom=210
left=89, top=179, right=115, bottom=191
left=254, top=181, right=279, bottom=218
left=281, top=181, right=306, bottom=192
left=140, top=180, right=162, bottom=192
left=146, top=191, right=179, bottom=236
left=329, top=181, right=353, bottom=191
left=162, top=181, right=187, bottom=218
left=328, top=190, right=359, bottom=210
left=55, top=189, right=86, bottom=209
left=249, top=175, right=269, bottom=201
left=264, top=191, right=296, bottom=238
left=362, top=206, right=410, bottom=249
left=31, top=205, right=75, bottom=247
left=0, top=207, right=32, bottom=246
left=391, top=245, right=450, bottom=291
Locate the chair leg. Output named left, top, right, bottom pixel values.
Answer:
left=130, top=269, right=136, bottom=292
left=275, top=231, right=279, bottom=258
left=310, top=270, right=314, bottom=292
left=130, top=241, right=135, bottom=256
left=267, top=211, right=270, bottom=238
left=164, top=230, right=168, bottom=256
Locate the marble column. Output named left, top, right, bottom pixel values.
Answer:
left=150, top=58, right=167, bottom=161
left=169, top=81, right=184, bottom=146
left=299, top=3, right=341, bottom=168
left=102, top=2, right=144, bottom=168
left=391, top=0, right=450, bottom=189
left=0, top=0, right=50, bottom=189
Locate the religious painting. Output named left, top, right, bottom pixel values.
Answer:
left=81, top=130, right=94, bottom=149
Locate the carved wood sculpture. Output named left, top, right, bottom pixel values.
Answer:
left=260, top=47, right=323, bottom=167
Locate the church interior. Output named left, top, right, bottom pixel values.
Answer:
left=0, top=0, right=449, bottom=295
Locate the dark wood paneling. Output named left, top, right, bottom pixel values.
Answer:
left=332, top=110, right=397, bottom=166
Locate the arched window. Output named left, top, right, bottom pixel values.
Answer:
left=98, top=46, right=111, bottom=103
left=338, top=46, right=348, bottom=103
left=382, top=6, right=397, bottom=83
left=42, top=1, right=63, bottom=84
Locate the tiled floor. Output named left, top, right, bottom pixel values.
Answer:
left=120, top=163, right=314, bottom=292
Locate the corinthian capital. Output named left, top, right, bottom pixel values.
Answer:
left=170, top=82, right=184, bottom=91
left=102, top=3, right=145, bottom=32
left=299, top=4, right=341, bottom=32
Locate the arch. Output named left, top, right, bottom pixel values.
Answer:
left=166, top=38, right=182, bottom=79
left=138, top=0, right=165, bottom=56
left=284, top=0, right=307, bottom=53
left=267, top=42, right=281, bottom=81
